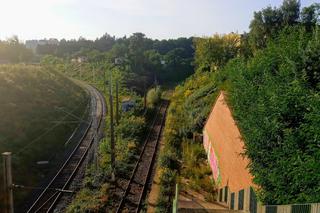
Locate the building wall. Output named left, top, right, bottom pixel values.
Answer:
left=203, top=92, right=253, bottom=192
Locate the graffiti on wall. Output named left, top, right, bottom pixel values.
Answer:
left=203, top=130, right=210, bottom=152
left=203, top=130, right=221, bottom=183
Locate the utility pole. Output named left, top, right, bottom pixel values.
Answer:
left=115, top=80, right=119, bottom=125
left=93, top=118, right=98, bottom=171
left=109, top=73, right=116, bottom=181
left=103, top=69, right=106, bottom=94
left=2, top=152, right=14, bottom=213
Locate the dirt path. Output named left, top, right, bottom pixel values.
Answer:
left=178, top=188, right=227, bottom=210
left=146, top=137, right=165, bottom=213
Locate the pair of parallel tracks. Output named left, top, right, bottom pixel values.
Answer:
left=116, top=101, right=169, bottom=213
left=27, top=83, right=167, bottom=213
left=27, top=85, right=105, bottom=213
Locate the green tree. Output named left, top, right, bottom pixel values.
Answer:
left=0, top=36, right=34, bottom=63
left=248, top=0, right=301, bottom=51
left=281, top=0, right=301, bottom=25
left=194, top=33, right=240, bottom=72
left=301, top=3, right=320, bottom=31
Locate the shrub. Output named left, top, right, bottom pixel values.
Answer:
left=66, top=188, right=104, bottom=213
left=147, top=86, right=162, bottom=107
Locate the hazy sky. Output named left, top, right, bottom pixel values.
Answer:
left=0, top=0, right=317, bottom=41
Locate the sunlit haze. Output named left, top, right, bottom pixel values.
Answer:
left=0, top=0, right=318, bottom=40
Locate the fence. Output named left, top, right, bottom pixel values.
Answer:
left=217, top=186, right=320, bottom=213
left=172, top=183, right=320, bottom=213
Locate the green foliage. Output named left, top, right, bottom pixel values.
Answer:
left=194, top=33, right=241, bottom=72
left=181, top=141, right=216, bottom=196
left=159, top=6, right=320, bottom=204
left=0, top=64, right=88, bottom=210
left=0, top=36, right=34, bottom=63
left=66, top=187, right=108, bottom=213
left=156, top=71, right=219, bottom=210
left=302, top=35, right=320, bottom=89
left=116, top=114, right=145, bottom=142
left=147, top=87, right=162, bottom=108
left=68, top=84, right=147, bottom=211
left=156, top=168, right=177, bottom=213
left=301, top=3, right=320, bottom=31
left=222, top=26, right=320, bottom=204
left=159, top=148, right=180, bottom=171
left=248, top=0, right=319, bottom=51
left=37, top=33, right=195, bottom=91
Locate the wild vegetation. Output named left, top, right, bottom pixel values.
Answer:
left=147, top=86, right=162, bottom=108
left=156, top=0, right=320, bottom=210
left=37, top=33, right=194, bottom=91
left=67, top=99, right=148, bottom=212
left=156, top=71, right=219, bottom=212
left=39, top=45, right=156, bottom=211
left=0, top=37, right=34, bottom=63
left=222, top=27, right=320, bottom=204
left=1, top=0, right=319, bottom=211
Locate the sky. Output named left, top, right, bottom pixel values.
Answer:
left=0, top=0, right=318, bottom=41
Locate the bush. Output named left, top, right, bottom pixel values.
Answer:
left=66, top=188, right=105, bottom=212
left=156, top=72, right=219, bottom=210
left=147, top=86, right=162, bottom=107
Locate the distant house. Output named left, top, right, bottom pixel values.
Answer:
left=25, top=40, right=38, bottom=51
left=71, top=56, right=87, bottom=63
left=203, top=91, right=253, bottom=193
left=25, top=38, right=59, bottom=52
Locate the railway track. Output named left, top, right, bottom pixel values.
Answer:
left=27, top=85, right=105, bottom=213
left=116, top=100, right=169, bottom=213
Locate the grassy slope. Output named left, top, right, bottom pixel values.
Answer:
left=0, top=65, right=89, bottom=210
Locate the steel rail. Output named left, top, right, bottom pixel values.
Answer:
left=116, top=101, right=168, bottom=213
left=136, top=101, right=168, bottom=213
left=46, top=89, right=106, bottom=212
left=27, top=86, right=105, bottom=213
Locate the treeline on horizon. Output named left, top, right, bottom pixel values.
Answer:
left=156, top=0, right=320, bottom=211
left=0, top=33, right=195, bottom=91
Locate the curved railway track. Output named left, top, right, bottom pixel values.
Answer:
left=27, top=85, right=106, bottom=213
left=116, top=100, right=169, bottom=213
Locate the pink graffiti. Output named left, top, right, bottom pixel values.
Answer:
left=203, top=131, right=220, bottom=181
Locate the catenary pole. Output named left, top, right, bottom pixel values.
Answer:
left=2, top=152, right=14, bottom=213
left=115, top=80, right=119, bottom=125
left=109, top=72, right=116, bottom=181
